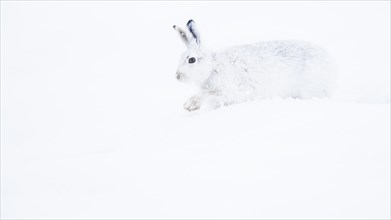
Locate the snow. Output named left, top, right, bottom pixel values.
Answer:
left=1, top=1, right=390, bottom=219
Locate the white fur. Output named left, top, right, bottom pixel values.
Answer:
left=174, top=20, right=337, bottom=111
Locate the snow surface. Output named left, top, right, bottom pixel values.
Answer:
left=1, top=1, right=390, bottom=219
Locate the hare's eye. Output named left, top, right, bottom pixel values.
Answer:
left=188, top=57, right=196, bottom=64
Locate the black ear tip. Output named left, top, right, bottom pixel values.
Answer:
left=173, top=25, right=176, bottom=29
left=187, top=19, right=194, bottom=25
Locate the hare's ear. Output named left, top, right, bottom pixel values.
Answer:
left=173, top=25, right=189, bottom=45
left=187, top=20, right=201, bottom=45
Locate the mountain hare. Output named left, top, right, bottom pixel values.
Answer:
left=173, top=20, right=336, bottom=111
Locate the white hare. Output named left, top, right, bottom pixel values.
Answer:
left=173, top=20, right=336, bottom=111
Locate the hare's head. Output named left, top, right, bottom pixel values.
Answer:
left=173, top=20, right=213, bottom=85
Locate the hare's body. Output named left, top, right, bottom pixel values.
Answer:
left=174, top=20, right=336, bottom=111
left=204, top=41, right=335, bottom=104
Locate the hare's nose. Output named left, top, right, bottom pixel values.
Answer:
left=176, top=72, right=183, bottom=80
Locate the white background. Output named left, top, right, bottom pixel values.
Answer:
left=1, top=1, right=390, bottom=218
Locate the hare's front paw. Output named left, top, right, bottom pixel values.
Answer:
left=184, top=96, right=201, bottom=111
